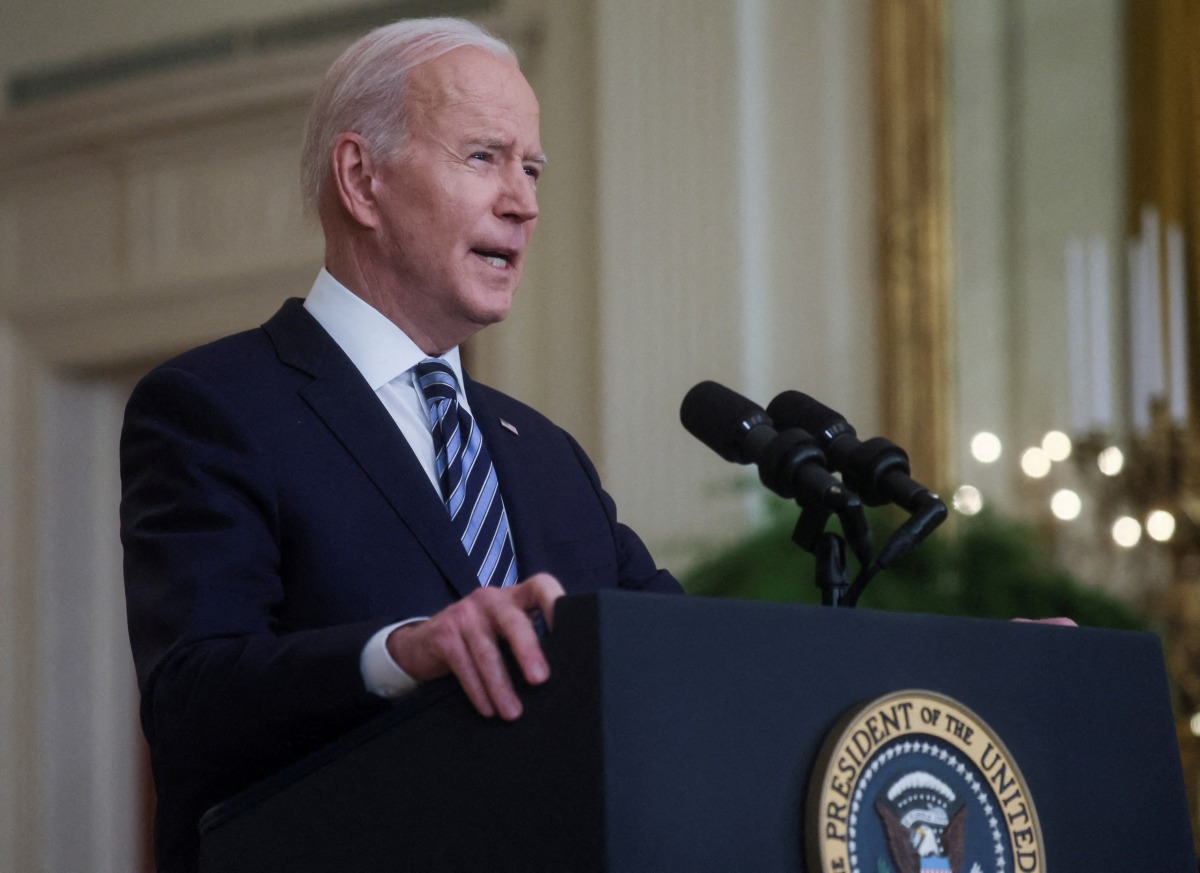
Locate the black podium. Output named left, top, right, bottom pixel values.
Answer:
left=199, top=591, right=1196, bottom=871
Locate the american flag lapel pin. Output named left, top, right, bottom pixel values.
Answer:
left=500, top=418, right=519, bottom=435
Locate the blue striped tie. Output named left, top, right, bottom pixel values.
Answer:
left=415, top=359, right=517, bottom=588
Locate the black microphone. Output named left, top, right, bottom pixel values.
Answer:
left=766, top=391, right=934, bottom=513
left=767, top=390, right=948, bottom=582
left=680, top=381, right=860, bottom=515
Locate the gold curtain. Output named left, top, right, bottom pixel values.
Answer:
left=1128, top=0, right=1200, bottom=848
left=872, top=0, right=952, bottom=493
left=1128, top=0, right=1200, bottom=422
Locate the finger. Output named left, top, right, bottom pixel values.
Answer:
left=496, top=574, right=562, bottom=682
left=493, top=602, right=550, bottom=687
left=441, top=638, right=499, bottom=718
left=461, top=616, right=524, bottom=720
left=512, top=572, right=565, bottom=629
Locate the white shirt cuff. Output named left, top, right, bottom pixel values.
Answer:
left=360, top=618, right=427, bottom=698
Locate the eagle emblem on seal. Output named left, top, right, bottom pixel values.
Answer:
left=875, top=772, right=970, bottom=873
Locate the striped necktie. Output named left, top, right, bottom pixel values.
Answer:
left=414, top=358, right=517, bottom=588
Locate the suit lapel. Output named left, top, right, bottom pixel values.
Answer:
left=262, top=300, right=481, bottom=600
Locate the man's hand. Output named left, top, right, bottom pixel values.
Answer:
left=386, top=573, right=564, bottom=720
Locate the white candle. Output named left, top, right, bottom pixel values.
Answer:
left=1065, top=236, right=1090, bottom=433
left=1088, top=235, right=1113, bottom=430
left=1129, top=234, right=1150, bottom=434
left=1142, top=206, right=1165, bottom=400
left=1167, top=222, right=1188, bottom=425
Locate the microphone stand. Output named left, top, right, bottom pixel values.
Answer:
left=789, top=505, right=860, bottom=608
left=789, top=491, right=947, bottom=608
left=814, top=531, right=850, bottom=607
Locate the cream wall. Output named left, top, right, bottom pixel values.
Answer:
left=593, top=0, right=876, bottom=565
left=0, top=2, right=873, bottom=870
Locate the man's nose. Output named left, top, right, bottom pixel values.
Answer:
left=497, top=164, right=538, bottom=223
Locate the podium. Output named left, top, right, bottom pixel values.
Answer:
left=199, top=591, right=1196, bottom=871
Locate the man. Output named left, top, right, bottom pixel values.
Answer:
left=121, top=18, right=680, bottom=872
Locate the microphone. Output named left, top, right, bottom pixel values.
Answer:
left=680, top=381, right=860, bottom=515
left=766, top=391, right=933, bottom=513
left=766, top=390, right=947, bottom=574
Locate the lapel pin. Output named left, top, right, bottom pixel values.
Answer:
left=500, top=418, right=519, bottom=435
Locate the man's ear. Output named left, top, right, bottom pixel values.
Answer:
left=330, top=133, right=382, bottom=229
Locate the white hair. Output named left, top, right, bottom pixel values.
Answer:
left=300, top=17, right=516, bottom=212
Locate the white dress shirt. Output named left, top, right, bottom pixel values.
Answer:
left=303, top=268, right=468, bottom=698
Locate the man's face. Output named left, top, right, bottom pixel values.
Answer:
left=371, top=47, right=543, bottom=353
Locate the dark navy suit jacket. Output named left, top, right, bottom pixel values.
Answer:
left=120, top=299, right=680, bottom=872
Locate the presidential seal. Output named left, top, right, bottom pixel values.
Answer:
left=808, top=690, right=1044, bottom=873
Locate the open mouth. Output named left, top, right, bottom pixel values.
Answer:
left=472, top=250, right=513, bottom=269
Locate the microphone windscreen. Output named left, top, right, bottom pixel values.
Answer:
left=680, top=381, right=769, bottom=463
left=767, top=391, right=846, bottom=439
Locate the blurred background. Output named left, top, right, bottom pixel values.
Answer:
left=1, top=0, right=1196, bottom=868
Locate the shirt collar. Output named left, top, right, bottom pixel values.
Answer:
left=302, top=268, right=464, bottom=390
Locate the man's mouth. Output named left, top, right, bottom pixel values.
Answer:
left=473, top=249, right=514, bottom=269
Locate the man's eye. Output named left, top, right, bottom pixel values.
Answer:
left=524, top=165, right=541, bottom=180
left=470, top=152, right=491, bottom=162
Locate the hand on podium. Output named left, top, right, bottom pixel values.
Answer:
left=385, top=573, right=565, bottom=721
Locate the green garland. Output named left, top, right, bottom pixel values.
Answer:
left=682, top=504, right=1149, bottom=631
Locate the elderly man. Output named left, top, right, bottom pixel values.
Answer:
left=121, top=17, right=680, bottom=872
